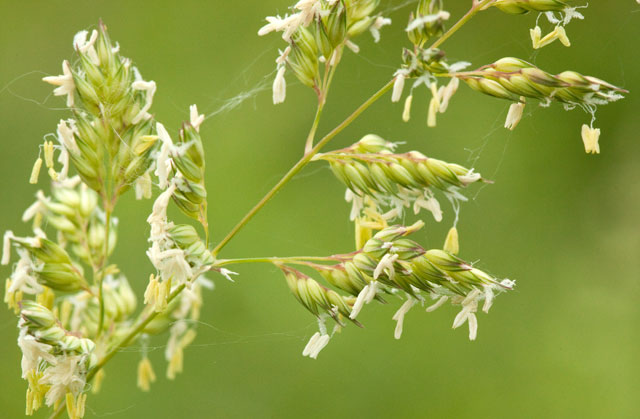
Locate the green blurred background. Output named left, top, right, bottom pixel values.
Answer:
left=1, top=1, right=638, bottom=417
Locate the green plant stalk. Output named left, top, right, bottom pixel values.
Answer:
left=212, top=3, right=495, bottom=258
left=96, top=205, right=111, bottom=338
left=75, top=81, right=393, bottom=417
left=304, top=104, right=325, bottom=154
left=305, top=53, right=339, bottom=154
left=51, top=8, right=491, bottom=415
left=215, top=255, right=344, bottom=267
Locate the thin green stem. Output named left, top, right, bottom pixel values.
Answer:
left=211, top=78, right=395, bottom=257
left=430, top=0, right=495, bottom=49
left=59, top=81, right=395, bottom=419
left=96, top=203, right=111, bottom=338
left=215, top=255, right=343, bottom=267
left=55, top=11, right=493, bottom=415
left=304, top=104, right=324, bottom=154
left=211, top=3, right=493, bottom=258
left=305, top=53, right=339, bottom=154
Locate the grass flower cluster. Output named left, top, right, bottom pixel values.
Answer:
left=1, top=1, right=629, bottom=417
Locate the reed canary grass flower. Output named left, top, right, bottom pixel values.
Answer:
left=4, top=4, right=630, bottom=413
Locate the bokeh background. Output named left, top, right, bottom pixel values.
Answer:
left=1, top=1, right=638, bottom=418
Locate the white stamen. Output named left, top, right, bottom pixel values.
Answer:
left=2, top=230, right=14, bottom=265
left=350, top=281, right=379, bottom=319
left=373, top=253, right=398, bottom=280
left=29, top=158, right=43, bottom=185
left=302, top=332, right=320, bottom=356
left=369, top=16, right=392, bottom=43
left=154, top=122, right=174, bottom=189
left=22, top=196, right=44, bottom=222
left=364, top=280, right=379, bottom=303
left=74, top=30, right=100, bottom=64
left=219, top=268, right=238, bottom=282
left=135, top=172, right=153, bottom=200
left=392, top=298, right=416, bottom=339
left=449, top=61, right=471, bottom=73
left=467, top=312, right=478, bottom=340
left=18, top=332, right=55, bottom=378
left=131, top=80, right=157, bottom=124
left=42, top=60, right=75, bottom=107
left=439, top=77, right=459, bottom=113
left=402, top=95, right=413, bottom=122
left=462, top=289, right=481, bottom=306
left=57, top=147, right=69, bottom=181
left=276, top=46, right=291, bottom=65
left=273, top=66, right=287, bottom=105
left=57, top=120, right=79, bottom=154
left=458, top=169, right=481, bottom=186
left=500, top=279, right=516, bottom=289
left=426, top=295, right=448, bottom=312
left=562, top=7, right=584, bottom=25
left=452, top=307, right=471, bottom=329
left=581, top=124, right=601, bottom=154
left=350, top=284, right=369, bottom=319
left=302, top=332, right=330, bottom=359
left=413, top=194, right=442, bottom=221
left=308, top=334, right=330, bottom=359
left=406, top=11, right=450, bottom=32
left=189, top=104, right=205, bottom=132
left=345, top=40, right=360, bottom=54
left=427, top=97, right=438, bottom=127
left=392, top=72, right=406, bottom=102
left=482, top=286, right=495, bottom=313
